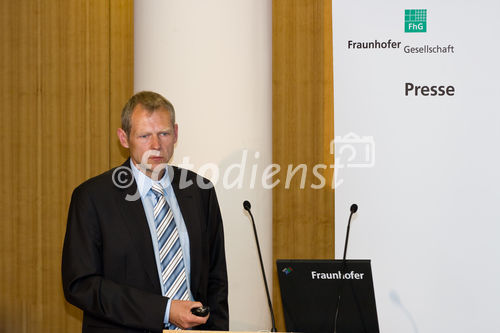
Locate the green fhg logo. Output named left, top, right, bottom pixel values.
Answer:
left=405, top=9, right=427, bottom=33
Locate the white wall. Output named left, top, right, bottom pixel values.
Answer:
left=135, top=0, right=272, bottom=331
left=333, top=1, right=500, bottom=332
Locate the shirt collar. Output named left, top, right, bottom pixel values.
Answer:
left=129, top=160, right=172, bottom=197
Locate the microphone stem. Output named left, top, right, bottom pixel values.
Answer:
left=334, top=210, right=355, bottom=333
left=247, top=209, right=277, bottom=332
left=343, top=211, right=354, bottom=262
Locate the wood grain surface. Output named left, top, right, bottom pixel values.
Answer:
left=272, top=0, right=334, bottom=330
left=0, top=0, right=133, bottom=331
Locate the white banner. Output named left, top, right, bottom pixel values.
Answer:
left=333, top=1, right=500, bottom=332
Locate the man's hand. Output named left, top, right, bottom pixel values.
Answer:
left=169, top=300, right=209, bottom=329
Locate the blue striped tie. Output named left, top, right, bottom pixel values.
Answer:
left=151, top=183, right=189, bottom=309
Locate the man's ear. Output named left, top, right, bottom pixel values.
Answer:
left=117, top=128, right=130, bottom=148
left=173, top=123, right=178, bottom=144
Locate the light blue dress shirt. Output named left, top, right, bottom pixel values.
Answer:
left=130, top=161, right=193, bottom=327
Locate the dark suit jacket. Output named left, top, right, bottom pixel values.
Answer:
left=62, top=161, right=229, bottom=332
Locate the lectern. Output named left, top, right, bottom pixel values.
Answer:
left=277, top=259, right=379, bottom=333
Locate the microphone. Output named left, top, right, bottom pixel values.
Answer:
left=243, top=200, right=277, bottom=332
left=334, top=203, right=358, bottom=333
left=343, top=204, right=358, bottom=261
left=243, top=200, right=251, bottom=211
left=350, top=203, right=358, bottom=213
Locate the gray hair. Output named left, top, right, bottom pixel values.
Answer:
left=121, top=91, right=175, bottom=136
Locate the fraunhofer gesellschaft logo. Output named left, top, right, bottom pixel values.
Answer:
left=405, top=9, right=427, bottom=33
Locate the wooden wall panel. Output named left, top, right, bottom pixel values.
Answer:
left=272, top=0, right=334, bottom=330
left=0, top=1, right=43, bottom=330
left=110, top=0, right=134, bottom=166
left=0, top=0, right=133, bottom=331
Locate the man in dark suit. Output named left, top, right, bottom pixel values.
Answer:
left=62, top=91, right=229, bottom=332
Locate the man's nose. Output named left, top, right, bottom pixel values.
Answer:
left=151, top=134, right=160, bottom=149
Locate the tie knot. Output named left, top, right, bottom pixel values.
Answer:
left=151, top=183, right=164, bottom=198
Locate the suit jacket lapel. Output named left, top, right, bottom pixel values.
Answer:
left=171, top=166, right=202, bottom=296
left=116, top=160, right=162, bottom=293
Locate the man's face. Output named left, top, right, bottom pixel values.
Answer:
left=117, top=104, right=178, bottom=178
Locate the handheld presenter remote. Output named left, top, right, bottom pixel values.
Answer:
left=191, top=306, right=210, bottom=317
